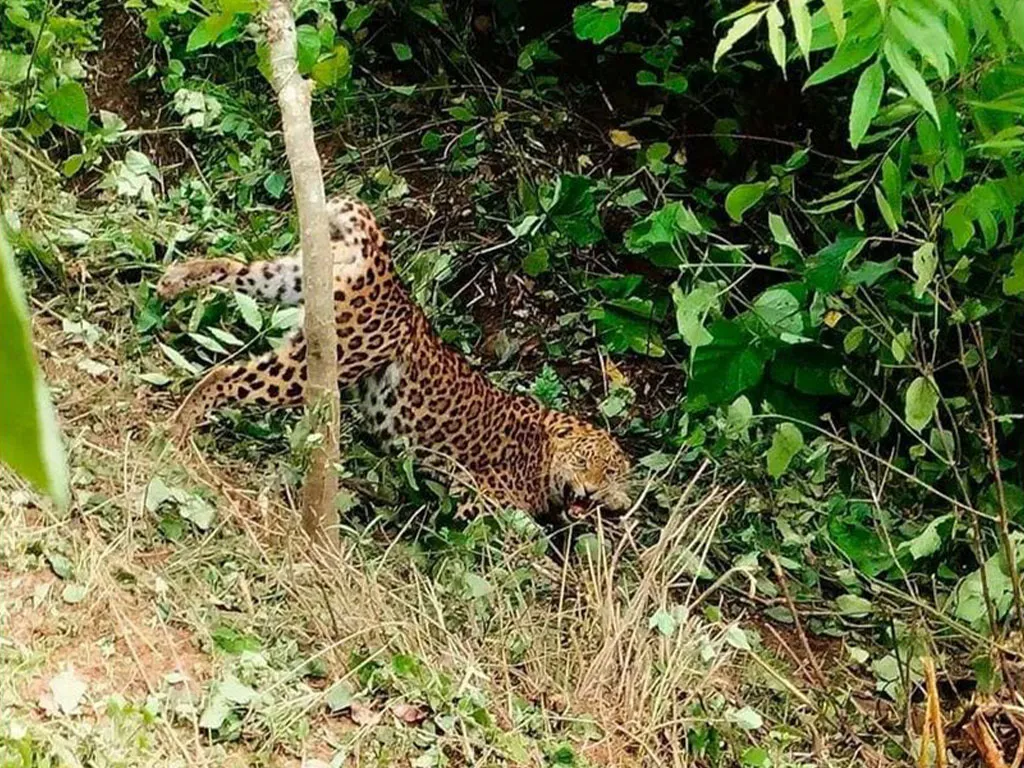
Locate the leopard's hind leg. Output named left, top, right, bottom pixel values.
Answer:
left=171, top=332, right=310, bottom=444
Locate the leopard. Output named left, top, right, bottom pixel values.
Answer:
left=156, top=194, right=633, bottom=518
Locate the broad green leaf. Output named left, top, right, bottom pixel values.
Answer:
left=522, top=247, right=550, bottom=277
left=891, top=6, right=953, bottom=82
left=805, top=237, right=866, bottom=293
left=311, top=45, right=351, bottom=87
left=325, top=681, right=354, bottom=712
left=547, top=175, right=603, bottom=245
left=344, top=6, right=374, bottom=30
left=952, top=532, right=1024, bottom=631
left=0, top=222, right=68, bottom=508
left=726, top=706, right=763, bottom=731
left=750, top=288, right=802, bottom=338
left=836, top=594, right=873, bottom=616
left=47, top=81, right=89, bottom=132
left=670, top=282, right=718, bottom=348
left=0, top=51, right=31, bottom=86
left=912, top=242, right=937, bottom=298
left=849, top=59, right=884, bottom=148
left=766, top=422, right=804, bottom=478
left=159, top=343, right=201, bottom=375
left=233, top=291, right=263, bottom=332
left=766, top=4, right=787, bottom=71
left=891, top=329, right=912, bottom=363
left=688, top=320, right=769, bottom=407
left=905, top=376, right=939, bottom=431
left=713, top=10, right=767, bottom=69
left=296, top=25, right=321, bottom=72
left=648, top=608, right=678, bottom=636
left=896, top=514, right=952, bottom=561
left=768, top=213, right=800, bottom=253
left=822, top=0, right=845, bottom=42
left=187, top=11, right=234, bottom=52
left=392, top=42, right=413, bottom=61
left=1004, top=251, right=1024, bottom=296
left=573, top=3, right=625, bottom=44
left=725, top=182, right=767, bottom=222
left=625, top=201, right=703, bottom=252
left=883, top=40, right=939, bottom=126
left=843, top=326, right=864, bottom=353
left=787, top=0, right=812, bottom=65
left=726, top=395, right=753, bottom=438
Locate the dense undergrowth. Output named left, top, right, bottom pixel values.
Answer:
left=2, top=0, right=1023, bottom=765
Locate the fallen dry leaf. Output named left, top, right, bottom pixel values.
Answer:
left=391, top=702, right=428, bottom=724
left=43, top=666, right=88, bottom=717
left=350, top=701, right=382, bottom=727
left=609, top=129, right=641, bottom=149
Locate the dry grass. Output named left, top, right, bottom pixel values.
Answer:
left=0, top=311, right=757, bottom=766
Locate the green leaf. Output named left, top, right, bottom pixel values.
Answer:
left=912, top=242, right=937, bottom=298
left=766, top=3, right=787, bottom=71
left=896, top=514, right=952, bottom=561
left=296, top=24, right=321, bottom=72
left=750, top=287, right=802, bottom=338
left=625, top=201, right=703, bottom=252
left=47, top=81, right=89, bottom=132
left=849, top=59, right=884, bottom=148
left=768, top=213, right=800, bottom=253
left=0, top=222, right=68, bottom=507
left=726, top=395, right=753, bottom=438
left=420, top=130, right=442, bottom=151
left=873, top=185, right=898, bottom=232
left=835, top=593, right=873, bottom=616
left=787, top=0, right=812, bottom=65
left=547, top=175, right=603, bottom=245
left=688, top=320, right=769, bottom=406
left=186, top=11, right=234, bottom=52
left=891, top=329, right=911, bottom=363
left=823, top=0, right=846, bottom=42
left=713, top=10, right=767, bottom=69
left=199, top=694, right=231, bottom=730
left=263, top=172, right=286, bottom=199
left=805, top=35, right=879, bottom=87
left=725, top=182, right=767, bottom=222
left=883, top=40, right=939, bottom=126
left=805, top=237, right=866, bottom=293
left=766, top=422, right=803, bottom=479
left=522, top=247, right=550, bottom=277
left=159, top=343, right=200, bottom=375
left=648, top=608, right=678, bottom=636
left=344, top=6, right=374, bottom=30
left=233, top=291, right=262, bottom=332
left=844, top=326, right=865, bottom=353
left=670, top=282, right=718, bottom=348
left=572, top=3, right=625, bottom=44
left=391, top=42, right=413, bottom=61
left=1003, top=252, right=1024, bottom=296
left=325, top=681, right=354, bottom=712
left=905, top=376, right=939, bottom=431
left=0, top=51, right=31, bottom=86
left=726, top=705, right=763, bottom=731
left=311, top=45, right=351, bottom=87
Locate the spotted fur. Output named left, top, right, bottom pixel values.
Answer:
left=156, top=195, right=632, bottom=516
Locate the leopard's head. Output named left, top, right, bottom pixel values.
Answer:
left=548, top=419, right=633, bottom=514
